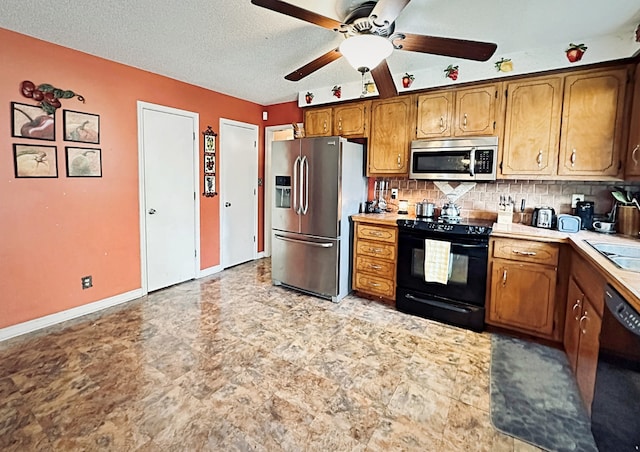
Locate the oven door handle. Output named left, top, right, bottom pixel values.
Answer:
left=452, top=243, right=488, bottom=249
left=404, top=293, right=471, bottom=314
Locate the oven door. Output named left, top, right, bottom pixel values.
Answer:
left=396, top=228, right=489, bottom=307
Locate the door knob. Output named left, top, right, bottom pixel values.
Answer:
left=148, top=208, right=156, bottom=214
left=225, top=202, right=231, bottom=207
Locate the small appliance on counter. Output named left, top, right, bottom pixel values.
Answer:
left=575, top=200, right=595, bottom=230
left=557, top=214, right=581, bottom=233
left=531, top=206, right=556, bottom=229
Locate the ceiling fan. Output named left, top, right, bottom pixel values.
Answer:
left=251, top=0, right=498, bottom=98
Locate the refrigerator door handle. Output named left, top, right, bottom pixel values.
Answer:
left=274, top=234, right=334, bottom=248
left=293, top=156, right=301, bottom=214
left=301, top=155, right=309, bottom=215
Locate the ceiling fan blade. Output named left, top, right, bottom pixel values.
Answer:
left=394, top=33, right=497, bottom=61
left=370, top=60, right=398, bottom=99
left=285, top=48, right=342, bottom=81
left=369, top=0, right=412, bottom=28
left=251, top=0, right=342, bottom=31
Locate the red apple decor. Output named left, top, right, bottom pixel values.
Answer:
left=444, top=65, right=459, bottom=80
left=565, top=43, right=587, bottom=63
left=20, top=80, right=85, bottom=114
left=305, top=91, right=314, bottom=104
left=401, top=73, right=414, bottom=88
left=332, top=85, right=342, bottom=98
left=15, top=106, right=54, bottom=140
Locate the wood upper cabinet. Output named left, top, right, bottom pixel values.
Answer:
left=333, top=101, right=370, bottom=138
left=304, top=107, right=332, bottom=137
left=452, top=83, right=501, bottom=137
left=368, top=96, right=415, bottom=176
left=558, top=68, right=628, bottom=177
left=486, top=238, right=559, bottom=339
left=501, top=76, right=563, bottom=176
left=625, top=62, right=640, bottom=178
left=416, top=91, right=453, bottom=138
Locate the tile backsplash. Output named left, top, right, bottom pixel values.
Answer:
left=377, top=178, right=640, bottom=223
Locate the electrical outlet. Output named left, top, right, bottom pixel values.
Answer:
left=391, top=188, right=398, bottom=199
left=81, top=275, right=93, bottom=289
left=571, top=194, right=585, bottom=208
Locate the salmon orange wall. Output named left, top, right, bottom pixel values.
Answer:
left=0, top=28, right=274, bottom=329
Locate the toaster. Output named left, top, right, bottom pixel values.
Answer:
left=557, top=214, right=582, bottom=233
left=532, top=207, right=556, bottom=229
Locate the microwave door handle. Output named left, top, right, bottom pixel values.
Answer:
left=293, top=156, right=301, bottom=214
left=469, top=147, right=476, bottom=177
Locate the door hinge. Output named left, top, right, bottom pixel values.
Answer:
left=193, top=132, right=196, bottom=140
left=253, top=235, right=256, bottom=243
left=254, top=141, right=257, bottom=147
left=495, top=90, right=498, bottom=99
left=254, top=188, right=256, bottom=195
left=194, top=192, right=196, bottom=200
left=195, top=249, right=197, bottom=257
left=500, top=161, right=503, bottom=171
left=504, top=89, right=508, bottom=99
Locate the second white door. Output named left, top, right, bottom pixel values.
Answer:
left=221, top=119, right=258, bottom=268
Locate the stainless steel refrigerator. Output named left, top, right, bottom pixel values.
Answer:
left=271, top=136, right=366, bottom=302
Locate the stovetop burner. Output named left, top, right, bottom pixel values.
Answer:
left=397, top=216, right=493, bottom=236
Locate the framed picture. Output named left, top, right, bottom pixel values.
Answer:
left=204, top=153, right=215, bottom=174
left=13, top=144, right=58, bottom=178
left=204, top=175, right=216, bottom=197
left=11, top=102, right=55, bottom=141
left=63, top=110, right=99, bottom=144
left=65, top=147, right=102, bottom=177
left=202, top=125, right=217, bottom=197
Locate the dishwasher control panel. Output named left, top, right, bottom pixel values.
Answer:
left=605, top=285, right=640, bottom=335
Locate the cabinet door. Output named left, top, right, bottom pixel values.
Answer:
left=488, top=260, right=557, bottom=336
left=416, top=91, right=453, bottom=138
left=575, top=297, right=602, bottom=415
left=558, top=68, right=627, bottom=176
left=304, top=107, right=333, bottom=137
left=333, top=101, right=370, bottom=138
left=625, top=62, right=640, bottom=177
left=368, top=97, right=414, bottom=175
left=501, top=77, right=563, bottom=176
left=453, top=84, right=499, bottom=136
left=563, top=277, right=583, bottom=374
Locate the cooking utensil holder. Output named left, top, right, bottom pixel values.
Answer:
left=616, top=205, right=640, bottom=237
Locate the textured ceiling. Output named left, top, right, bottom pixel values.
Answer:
left=1, top=0, right=639, bottom=106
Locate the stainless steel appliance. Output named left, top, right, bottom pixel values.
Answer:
left=396, top=217, right=493, bottom=331
left=415, top=200, right=435, bottom=218
left=531, top=206, right=556, bottom=229
left=591, top=284, right=640, bottom=450
left=409, top=137, right=498, bottom=181
left=271, top=136, right=366, bottom=302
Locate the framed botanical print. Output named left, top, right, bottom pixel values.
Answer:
left=64, top=110, right=100, bottom=144
left=11, top=102, right=55, bottom=141
left=65, top=147, right=102, bottom=177
left=13, top=144, right=58, bottom=177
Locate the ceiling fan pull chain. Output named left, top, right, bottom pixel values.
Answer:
left=360, top=70, right=367, bottom=98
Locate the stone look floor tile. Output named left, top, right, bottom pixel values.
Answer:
left=0, top=258, right=536, bottom=450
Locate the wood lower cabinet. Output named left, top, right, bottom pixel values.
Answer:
left=304, top=107, right=332, bottom=137
left=486, top=238, right=560, bottom=339
left=558, top=67, right=628, bottom=177
left=351, top=220, right=397, bottom=300
left=563, top=253, right=605, bottom=414
left=368, top=96, right=414, bottom=176
left=501, top=76, right=563, bottom=177
left=625, top=61, right=640, bottom=178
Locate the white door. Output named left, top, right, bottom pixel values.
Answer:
left=139, top=103, right=199, bottom=292
left=220, top=119, right=258, bottom=268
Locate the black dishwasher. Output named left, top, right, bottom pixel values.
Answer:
left=590, top=284, right=640, bottom=451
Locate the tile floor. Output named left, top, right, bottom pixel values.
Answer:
left=0, top=258, right=543, bottom=451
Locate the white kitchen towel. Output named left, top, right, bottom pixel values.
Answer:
left=424, top=239, right=451, bottom=284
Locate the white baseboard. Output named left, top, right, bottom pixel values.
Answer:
left=0, top=288, right=144, bottom=342
left=198, top=265, right=223, bottom=278
left=256, top=251, right=265, bottom=259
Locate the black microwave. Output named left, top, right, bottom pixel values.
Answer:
left=409, top=137, right=498, bottom=181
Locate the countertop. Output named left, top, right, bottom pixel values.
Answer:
left=351, top=213, right=640, bottom=312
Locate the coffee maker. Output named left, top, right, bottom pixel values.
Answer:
left=575, top=200, right=594, bottom=230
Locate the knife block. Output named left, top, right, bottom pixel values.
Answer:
left=616, top=205, right=640, bottom=237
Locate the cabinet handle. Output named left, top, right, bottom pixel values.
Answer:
left=368, top=231, right=383, bottom=237
left=323, top=120, right=327, bottom=132
left=440, top=116, right=445, bottom=129
left=338, top=118, right=342, bottom=132
left=463, top=113, right=468, bottom=128
left=579, top=311, right=589, bottom=335
left=572, top=298, right=583, bottom=321
left=369, top=247, right=383, bottom=253
left=632, top=144, right=639, bottom=166
left=502, top=269, right=507, bottom=286
left=537, top=150, right=543, bottom=167
left=570, top=149, right=576, bottom=167
left=369, top=264, right=382, bottom=270
left=512, top=250, right=537, bottom=256
left=397, top=154, right=402, bottom=168
left=369, top=282, right=381, bottom=287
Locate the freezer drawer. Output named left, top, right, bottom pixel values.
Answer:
left=272, top=232, right=340, bottom=300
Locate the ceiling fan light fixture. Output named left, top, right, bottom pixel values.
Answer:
left=339, top=34, right=393, bottom=73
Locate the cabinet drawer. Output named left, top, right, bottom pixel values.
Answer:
left=356, top=224, right=397, bottom=243
left=355, top=256, right=395, bottom=279
left=356, top=240, right=396, bottom=261
left=492, top=238, right=558, bottom=266
left=354, top=273, right=395, bottom=298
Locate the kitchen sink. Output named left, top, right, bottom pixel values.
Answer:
left=585, top=241, right=640, bottom=272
